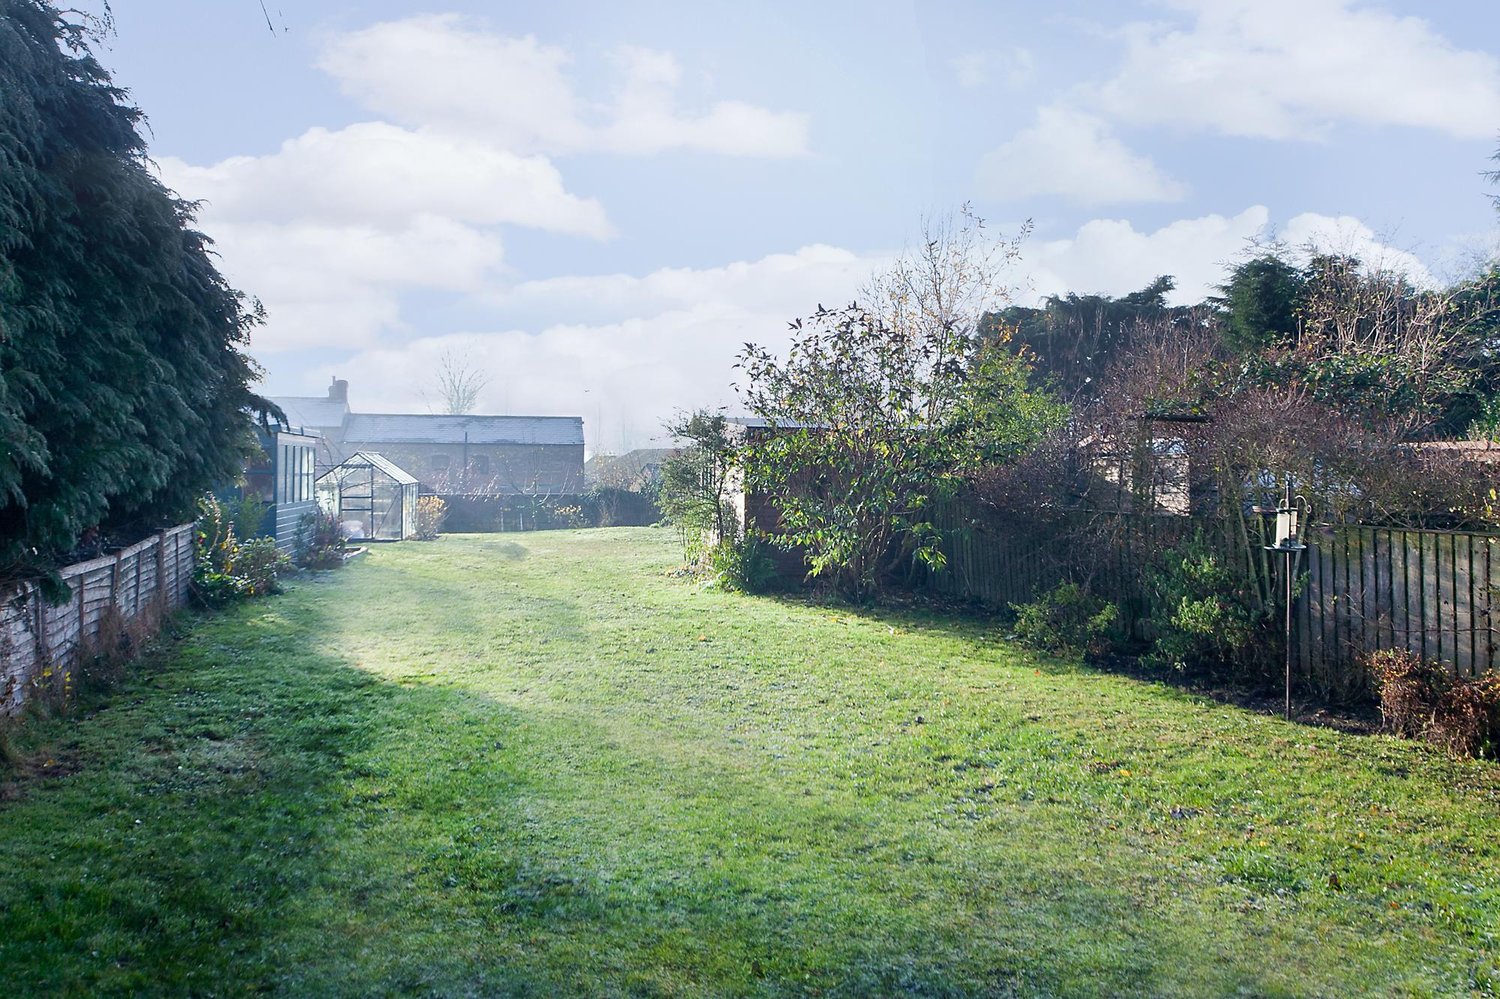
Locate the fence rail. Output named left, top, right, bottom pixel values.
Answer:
left=929, top=499, right=1500, bottom=679
left=0, top=524, right=194, bottom=716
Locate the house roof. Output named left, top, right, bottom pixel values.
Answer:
left=269, top=395, right=350, bottom=431
left=343, top=413, right=585, bottom=446
left=586, top=447, right=677, bottom=486
left=317, top=451, right=420, bottom=485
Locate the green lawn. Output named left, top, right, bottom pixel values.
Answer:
left=1, top=529, right=1497, bottom=997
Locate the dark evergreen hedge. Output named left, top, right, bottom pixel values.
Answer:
left=0, top=1, right=271, bottom=583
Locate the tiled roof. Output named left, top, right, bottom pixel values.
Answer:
left=343, top=414, right=585, bottom=446
left=270, top=396, right=350, bottom=431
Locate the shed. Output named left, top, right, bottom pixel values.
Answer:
left=316, top=452, right=420, bottom=541
left=240, top=428, right=321, bottom=552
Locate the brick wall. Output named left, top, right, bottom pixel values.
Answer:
left=343, top=441, right=584, bottom=495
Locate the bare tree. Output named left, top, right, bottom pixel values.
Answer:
left=425, top=349, right=490, bottom=415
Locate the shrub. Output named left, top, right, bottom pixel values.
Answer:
left=553, top=504, right=586, bottom=529
left=222, top=495, right=269, bottom=539
left=707, top=533, right=779, bottom=594
left=415, top=496, right=448, bottom=541
left=1365, top=648, right=1447, bottom=739
left=296, top=510, right=348, bottom=568
left=1434, top=673, right=1500, bottom=759
left=233, top=537, right=290, bottom=597
left=194, top=496, right=238, bottom=578
left=1144, top=537, right=1267, bottom=677
left=1011, top=583, right=1121, bottom=658
left=1365, top=649, right=1500, bottom=758
left=193, top=497, right=291, bottom=605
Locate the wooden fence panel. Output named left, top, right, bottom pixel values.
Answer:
left=1, top=523, right=194, bottom=718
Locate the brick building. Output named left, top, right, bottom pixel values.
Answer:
left=341, top=413, right=584, bottom=495
left=269, top=380, right=584, bottom=496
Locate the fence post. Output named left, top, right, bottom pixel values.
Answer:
left=157, top=530, right=169, bottom=609
left=32, top=582, right=47, bottom=667
left=75, top=571, right=85, bottom=653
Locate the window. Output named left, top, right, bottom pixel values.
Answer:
left=470, top=454, right=491, bottom=476
left=296, top=446, right=314, bottom=502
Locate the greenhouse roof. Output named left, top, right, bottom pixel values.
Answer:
left=318, top=451, right=419, bottom=485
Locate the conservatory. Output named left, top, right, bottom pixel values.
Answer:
left=315, top=451, right=420, bottom=541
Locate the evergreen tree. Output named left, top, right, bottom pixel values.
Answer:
left=1216, top=255, right=1305, bottom=354
left=990, top=275, right=1190, bottom=403
left=0, top=0, right=270, bottom=582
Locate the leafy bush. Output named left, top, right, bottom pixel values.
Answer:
left=1010, top=583, right=1121, bottom=658
left=193, top=497, right=291, bottom=606
left=222, top=495, right=269, bottom=539
left=296, top=510, right=348, bottom=568
left=415, top=496, right=448, bottom=541
left=1366, top=649, right=1500, bottom=757
left=553, top=504, right=586, bottom=528
left=1144, top=537, right=1267, bottom=676
left=233, top=537, right=289, bottom=596
left=706, top=533, right=779, bottom=594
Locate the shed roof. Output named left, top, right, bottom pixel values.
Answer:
left=344, top=413, right=585, bottom=446
left=317, top=451, right=420, bottom=485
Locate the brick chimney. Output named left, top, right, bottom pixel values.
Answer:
left=328, top=377, right=349, bottom=404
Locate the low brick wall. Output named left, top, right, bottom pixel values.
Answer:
left=0, top=524, right=194, bottom=717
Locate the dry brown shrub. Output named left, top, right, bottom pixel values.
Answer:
left=1366, top=648, right=1446, bottom=739
left=1433, top=672, right=1500, bottom=759
left=1366, top=648, right=1500, bottom=758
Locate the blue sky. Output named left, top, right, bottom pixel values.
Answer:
left=95, top=1, right=1500, bottom=452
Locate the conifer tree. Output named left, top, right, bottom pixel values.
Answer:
left=0, top=0, right=271, bottom=582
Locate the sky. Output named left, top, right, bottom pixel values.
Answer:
left=90, top=0, right=1500, bottom=453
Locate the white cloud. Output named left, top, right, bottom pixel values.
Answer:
left=1017, top=205, right=1436, bottom=307
left=1020, top=206, right=1271, bottom=304
left=158, top=120, right=611, bottom=356
left=318, top=19, right=586, bottom=155
left=211, top=215, right=507, bottom=353
left=1094, top=0, right=1500, bottom=140
left=303, top=245, right=884, bottom=453
left=978, top=105, right=1187, bottom=205
left=1278, top=212, right=1437, bottom=286
left=318, top=15, right=810, bottom=157
left=158, top=123, right=611, bottom=238
left=492, top=244, right=883, bottom=326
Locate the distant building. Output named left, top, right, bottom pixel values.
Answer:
left=342, top=413, right=585, bottom=495
left=585, top=448, right=676, bottom=492
left=269, top=377, right=352, bottom=471
left=266, top=379, right=585, bottom=497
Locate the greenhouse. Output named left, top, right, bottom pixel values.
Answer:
left=316, top=452, right=420, bottom=541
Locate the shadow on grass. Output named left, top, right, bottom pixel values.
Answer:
left=0, top=571, right=1358, bottom=997
left=760, top=585, right=1389, bottom=734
